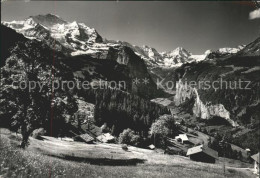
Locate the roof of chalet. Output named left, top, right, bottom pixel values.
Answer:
left=74, top=133, right=94, bottom=143
left=148, top=144, right=156, bottom=150
left=187, top=145, right=218, bottom=159
left=251, top=153, right=259, bottom=163
left=96, top=133, right=115, bottom=143
left=81, top=124, right=102, bottom=137
left=175, top=134, right=189, bottom=141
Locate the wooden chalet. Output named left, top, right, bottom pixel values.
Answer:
left=187, top=145, right=218, bottom=163
left=251, top=153, right=259, bottom=175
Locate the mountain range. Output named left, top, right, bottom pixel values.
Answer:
left=1, top=14, right=260, bottom=152
left=2, top=14, right=245, bottom=69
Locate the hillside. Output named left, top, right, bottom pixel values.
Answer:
left=0, top=129, right=255, bottom=178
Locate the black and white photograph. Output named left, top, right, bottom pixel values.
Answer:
left=0, top=0, right=260, bottom=177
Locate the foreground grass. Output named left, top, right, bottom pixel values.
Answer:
left=0, top=129, right=254, bottom=178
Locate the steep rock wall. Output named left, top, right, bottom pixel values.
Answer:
left=174, top=81, right=239, bottom=127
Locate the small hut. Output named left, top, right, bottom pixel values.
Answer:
left=187, top=145, right=218, bottom=163
left=175, top=134, right=189, bottom=144
left=148, top=144, right=155, bottom=150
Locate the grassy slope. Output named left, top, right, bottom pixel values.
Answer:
left=0, top=129, right=255, bottom=178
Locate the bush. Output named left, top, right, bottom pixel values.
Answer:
left=118, top=128, right=141, bottom=147
left=121, top=144, right=128, bottom=151
left=31, top=128, right=46, bottom=139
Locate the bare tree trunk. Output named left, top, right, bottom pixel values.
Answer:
left=20, top=132, right=30, bottom=149
left=20, top=123, right=29, bottom=149
left=20, top=118, right=33, bottom=149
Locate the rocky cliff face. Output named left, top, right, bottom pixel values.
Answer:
left=174, top=81, right=239, bottom=127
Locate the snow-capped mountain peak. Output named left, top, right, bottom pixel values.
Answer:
left=167, top=47, right=191, bottom=57
left=189, top=50, right=212, bottom=62
left=2, top=14, right=103, bottom=53
left=158, top=47, right=192, bottom=67
left=29, top=14, right=67, bottom=27
left=204, top=49, right=212, bottom=55
left=206, top=45, right=246, bottom=60
left=141, top=45, right=163, bottom=61
left=218, top=46, right=245, bottom=54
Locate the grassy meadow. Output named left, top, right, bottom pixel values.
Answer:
left=0, top=128, right=255, bottom=178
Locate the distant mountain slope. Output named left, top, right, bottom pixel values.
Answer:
left=237, top=37, right=260, bottom=56
left=1, top=25, right=28, bottom=67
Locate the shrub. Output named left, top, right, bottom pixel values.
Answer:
left=121, top=144, right=128, bottom=151
left=130, top=135, right=142, bottom=146
left=31, top=128, right=46, bottom=139
left=118, top=128, right=141, bottom=147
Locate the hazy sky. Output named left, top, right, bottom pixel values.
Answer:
left=1, top=1, right=260, bottom=54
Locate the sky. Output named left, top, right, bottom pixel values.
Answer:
left=1, top=1, right=260, bottom=54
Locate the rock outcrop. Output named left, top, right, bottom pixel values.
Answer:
left=174, top=81, right=239, bottom=127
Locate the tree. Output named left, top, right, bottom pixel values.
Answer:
left=6, top=42, right=49, bottom=148
left=150, top=115, right=176, bottom=147
left=0, top=41, right=78, bottom=148
left=232, top=150, right=238, bottom=159
left=238, top=151, right=242, bottom=160
left=66, top=95, right=78, bottom=120
left=208, top=137, right=212, bottom=148
left=118, top=128, right=142, bottom=147
left=209, top=133, right=222, bottom=154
